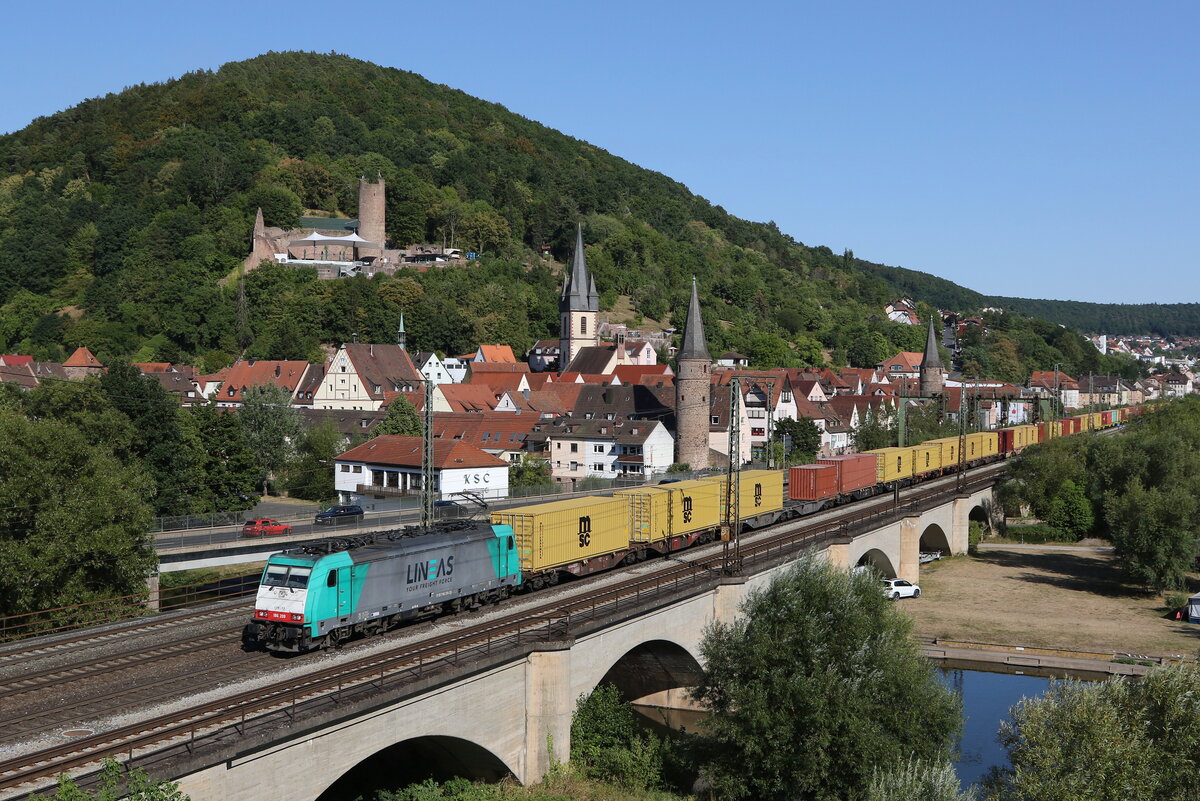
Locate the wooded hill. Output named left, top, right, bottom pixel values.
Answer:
left=856, top=261, right=1200, bottom=337
left=0, top=51, right=1143, bottom=379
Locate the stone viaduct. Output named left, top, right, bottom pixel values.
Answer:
left=171, top=484, right=993, bottom=801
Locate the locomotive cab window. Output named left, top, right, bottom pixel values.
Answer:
left=327, top=570, right=337, bottom=588
left=507, top=536, right=514, bottom=550
left=285, top=567, right=311, bottom=589
left=263, top=567, right=288, bottom=587
left=264, top=565, right=310, bottom=588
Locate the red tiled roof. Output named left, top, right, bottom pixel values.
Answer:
left=382, top=390, right=426, bottom=412
left=336, top=435, right=507, bottom=469
left=0, top=355, right=33, bottom=367
left=525, top=373, right=555, bottom=390
left=467, top=373, right=528, bottom=395
left=477, top=344, right=517, bottom=363
left=219, top=360, right=314, bottom=403
left=63, top=347, right=102, bottom=368
left=132, top=362, right=172, bottom=373
left=612, top=364, right=672, bottom=384
left=344, top=344, right=422, bottom=400
left=878, top=352, right=922, bottom=372
left=439, top=384, right=500, bottom=412
left=431, top=412, right=542, bottom=450
left=469, top=362, right=531, bottom=375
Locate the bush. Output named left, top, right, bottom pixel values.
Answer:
left=968, top=520, right=985, bottom=555
left=1005, top=524, right=1076, bottom=544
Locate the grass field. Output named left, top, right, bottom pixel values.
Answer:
left=906, top=544, right=1200, bottom=658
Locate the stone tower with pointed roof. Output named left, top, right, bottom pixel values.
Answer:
left=920, top=315, right=945, bottom=397
left=559, top=224, right=599, bottom=369
left=675, top=278, right=712, bottom=469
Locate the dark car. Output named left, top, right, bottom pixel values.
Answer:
left=241, top=518, right=293, bottom=538
left=314, top=504, right=365, bottom=525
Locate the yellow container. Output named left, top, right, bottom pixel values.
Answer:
left=871, top=447, right=914, bottom=482
left=492, top=496, right=630, bottom=571
left=1013, top=424, right=1038, bottom=450
left=911, top=442, right=943, bottom=475
left=927, top=436, right=960, bottom=466
left=735, top=469, right=784, bottom=517
left=616, top=479, right=724, bottom=542
left=1074, top=414, right=1091, bottom=432
left=964, top=432, right=998, bottom=460
left=1091, top=412, right=1103, bottom=430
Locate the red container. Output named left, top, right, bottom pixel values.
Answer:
left=818, top=453, right=878, bottom=494
left=1036, top=422, right=1048, bottom=442
left=1102, top=411, right=1113, bottom=426
left=789, top=465, right=838, bottom=501
left=998, top=429, right=1015, bottom=453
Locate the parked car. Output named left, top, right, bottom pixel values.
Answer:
left=241, top=519, right=293, bottom=538
left=882, top=578, right=921, bottom=600
left=314, top=504, right=365, bottom=525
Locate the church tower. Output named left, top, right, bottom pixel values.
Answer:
left=675, top=278, right=712, bottom=469
left=397, top=312, right=407, bottom=351
left=919, top=315, right=945, bottom=397
left=559, top=224, right=599, bottom=369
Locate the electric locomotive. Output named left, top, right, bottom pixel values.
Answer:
left=243, top=521, right=520, bottom=653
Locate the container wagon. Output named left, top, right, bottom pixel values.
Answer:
left=616, top=478, right=724, bottom=550
left=492, top=495, right=631, bottom=586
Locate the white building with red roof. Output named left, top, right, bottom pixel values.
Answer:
left=334, top=435, right=510, bottom=503
left=314, top=343, right=423, bottom=411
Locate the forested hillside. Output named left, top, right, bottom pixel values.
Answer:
left=0, top=51, right=1134, bottom=378
left=855, top=261, right=1200, bottom=337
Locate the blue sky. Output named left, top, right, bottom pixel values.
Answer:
left=5, top=1, right=1196, bottom=303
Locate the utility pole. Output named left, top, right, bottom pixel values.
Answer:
left=722, top=376, right=742, bottom=575
left=897, top=371, right=907, bottom=448
left=765, top=378, right=777, bottom=470
left=956, top=377, right=967, bottom=492
left=421, top=377, right=436, bottom=529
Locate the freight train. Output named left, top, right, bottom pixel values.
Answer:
left=244, top=406, right=1140, bottom=653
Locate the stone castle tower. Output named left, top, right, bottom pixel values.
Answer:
left=674, top=278, right=712, bottom=469
left=358, top=175, right=386, bottom=258
left=558, top=224, right=599, bottom=369
left=919, top=315, right=945, bottom=397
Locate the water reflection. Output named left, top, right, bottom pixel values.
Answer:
left=937, top=660, right=1108, bottom=789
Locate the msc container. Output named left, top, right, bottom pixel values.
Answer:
left=789, top=465, right=838, bottom=501
left=492, top=495, right=630, bottom=572
left=910, top=442, right=943, bottom=475
left=818, top=454, right=878, bottom=494
left=871, top=447, right=914, bottom=483
left=616, top=479, right=724, bottom=542
left=735, top=469, right=784, bottom=517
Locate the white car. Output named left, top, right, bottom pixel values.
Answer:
left=882, top=578, right=920, bottom=600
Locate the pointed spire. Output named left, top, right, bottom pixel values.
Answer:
left=397, top=312, right=407, bottom=351
left=678, top=277, right=711, bottom=362
left=560, top=223, right=597, bottom=312
left=921, top=315, right=942, bottom=370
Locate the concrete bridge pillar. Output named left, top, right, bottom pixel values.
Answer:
left=899, top=517, right=920, bottom=583
left=712, top=576, right=749, bottom=624
left=824, top=539, right=852, bottom=574
left=523, top=642, right=574, bottom=783
left=951, top=496, right=972, bottom=554
left=146, top=571, right=161, bottom=612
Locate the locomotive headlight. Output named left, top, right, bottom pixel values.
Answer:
left=290, top=613, right=303, bottom=622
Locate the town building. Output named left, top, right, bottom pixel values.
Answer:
left=536, top=418, right=673, bottom=482
left=675, top=278, right=713, bottom=469
left=334, top=435, right=510, bottom=504
left=313, top=343, right=423, bottom=411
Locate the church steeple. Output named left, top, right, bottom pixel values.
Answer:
left=558, top=223, right=600, bottom=370
left=920, top=314, right=944, bottom=397
left=397, top=312, right=407, bottom=351
left=560, top=224, right=598, bottom=313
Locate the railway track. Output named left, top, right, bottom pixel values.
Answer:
left=0, top=603, right=252, bottom=672
left=0, top=465, right=1002, bottom=796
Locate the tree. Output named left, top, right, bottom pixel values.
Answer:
left=35, top=759, right=187, bottom=801
left=183, top=403, right=260, bottom=512
left=98, top=362, right=206, bottom=516
left=374, top=394, right=422, bottom=437
left=691, top=558, right=960, bottom=801
left=509, top=455, right=551, bottom=488
left=1044, top=479, right=1093, bottom=540
left=866, top=758, right=976, bottom=801
left=987, top=664, right=1200, bottom=801
left=776, top=417, right=822, bottom=464
left=854, top=406, right=896, bottom=452
left=0, top=410, right=155, bottom=615
left=286, top=420, right=345, bottom=501
left=238, top=384, right=301, bottom=495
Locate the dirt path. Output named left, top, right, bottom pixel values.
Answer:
left=905, top=544, right=1200, bottom=658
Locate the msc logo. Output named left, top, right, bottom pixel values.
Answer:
left=754, top=483, right=763, bottom=507
left=578, top=516, right=592, bottom=548
left=682, top=496, right=693, bottom=524
left=406, top=554, right=455, bottom=584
